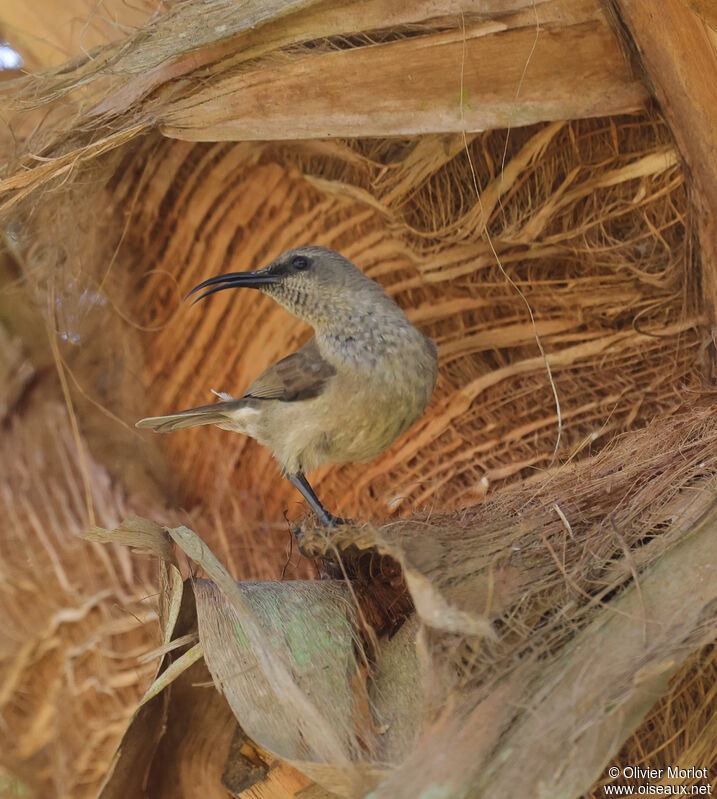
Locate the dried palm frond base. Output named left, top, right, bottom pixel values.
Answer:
left=0, top=7, right=713, bottom=792
left=0, top=400, right=162, bottom=797
left=119, top=112, right=700, bottom=526
left=85, top=402, right=717, bottom=798
left=5, top=111, right=699, bottom=544
left=589, top=644, right=717, bottom=797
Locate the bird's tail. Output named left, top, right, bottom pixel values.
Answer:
left=136, top=399, right=244, bottom=433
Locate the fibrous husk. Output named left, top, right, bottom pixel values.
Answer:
left=0, top=0, right=646, bottom=187
left=590, top=644, right=717, bottom=796
left=86, top=520, right=418, bottom=797
left=1, top=126, right=712, bottom=796
left=193, top=579, right=381, bottom=796
left=88, top=402, right=717, bottom=797
left=0, top=400, right=162, bottom=797
left=0, top=0, right=715, bottom=795
left=85, top=112, right=700, bottom=531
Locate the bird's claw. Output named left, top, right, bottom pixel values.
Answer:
left=319, top=512, right=352, bottom=528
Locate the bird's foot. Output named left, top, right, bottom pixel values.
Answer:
left=286, top=473, right=352, bottom=530
left=317, top=511, right=352, bottom=528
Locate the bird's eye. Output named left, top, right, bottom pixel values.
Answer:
left=291, top=255, right=310, bottom=271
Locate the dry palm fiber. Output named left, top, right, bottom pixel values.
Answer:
left=0, top=0, right=164, bottom=72
left=0, top=0, right=646, bottom=185
left=298, top=401, right=717, bottom=692
left=0, top=400, right=162, bottom=798
left=0, top=252, right=301, bottom=798
left=0, top=1, right=712, bottom=795
left=2, top=110, right=699, bottom=543
left=0, top=115, right=709, bottom=794
left=588, top=644, right=717, bottom=797
left=117, top=113, right=699, bottom=525
left=89, top=401, right=717, bottom=798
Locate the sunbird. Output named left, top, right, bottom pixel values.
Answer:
left=137, top=246, right=438, bottom=525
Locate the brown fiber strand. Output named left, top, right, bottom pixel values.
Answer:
left=0, top=3, right=711, bottom=796
left=459, top=9, right=563, bottom=468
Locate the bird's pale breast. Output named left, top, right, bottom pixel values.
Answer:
left=256, top=331, right=437, bottom=474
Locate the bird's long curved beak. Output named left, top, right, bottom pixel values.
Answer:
left=185, top=268, right=280, bottom=304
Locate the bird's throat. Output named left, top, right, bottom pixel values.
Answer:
left=317, top=316, right=417, bottom=371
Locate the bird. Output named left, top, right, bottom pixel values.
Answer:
left=136, top=246, right=438, bottom=526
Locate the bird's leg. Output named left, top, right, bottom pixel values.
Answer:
left=287, top=472, right=344, bottom=527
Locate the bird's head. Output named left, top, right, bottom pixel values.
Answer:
left=187, top=246, right=390, bottom=330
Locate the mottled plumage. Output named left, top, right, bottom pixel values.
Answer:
left=136, top=246, right=438, bottom=524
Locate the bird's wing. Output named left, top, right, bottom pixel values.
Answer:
left=136, top=340, right=334, bottom=432
left=244, top=338, right=336, bottom=401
